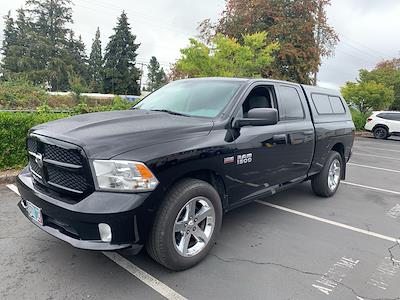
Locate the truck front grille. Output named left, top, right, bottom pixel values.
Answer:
left=27, top=135, right=94, bottom=201
left=44, top=144, right=82, bottom=165
left=47, top=165, right=88, bottom=193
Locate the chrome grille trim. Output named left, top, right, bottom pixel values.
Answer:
left=43, top=158, right=82, bottom=169
left=30, top=166, right=42, bottom=179
left=48, top=181, right=84, bottom=194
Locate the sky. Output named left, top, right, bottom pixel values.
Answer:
left=1, top=0, right=400, bottom=90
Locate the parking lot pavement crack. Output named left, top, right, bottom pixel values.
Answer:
left=211, top=254, right=322, bottom=276
left=210, top=254, right=400, bottom=300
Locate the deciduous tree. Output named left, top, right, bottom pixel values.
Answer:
left=358, top=59, right=400, bottom=110
left=202, top=0, right=338, bottom=84
left=341, top=81, right=394, bottom=115
left=173, top=32, right=279, bottom=79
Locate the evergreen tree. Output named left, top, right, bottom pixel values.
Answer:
left=66, top=32, right=89, bottom=85
left=156, top=68, right=166, bottom=89
left=1, top=12, right=18, bottom=79
left=88, top=27, right=103, bottom=92
left=10, top=8, right=57, bottom=87
left=26, top=0, right=73, bottom=44
left=103, top=11, right=140, bottom=95
left=26, top=0, right=75, bottom=90
left=1, top=0, right=85, bottom=90
left=1, top=9, right=33, bottom=79
left=147, top=56, right=166, bottom=92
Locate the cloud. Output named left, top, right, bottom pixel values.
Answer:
left=318, top=0, right=400, bottom=87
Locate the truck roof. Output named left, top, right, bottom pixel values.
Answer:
left=301, top=84, right=341, bottom=97
left=177, top=77, right=341, bottom=96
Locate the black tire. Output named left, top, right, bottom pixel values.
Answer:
left=373, top=126, right=389, bottom=139
left=146, top=178, right=223, bottom=271
left=311, top=151, right=343, bottom=197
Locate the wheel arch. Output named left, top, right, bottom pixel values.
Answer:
left=166, top=169, right=228, bottom=211
left=372, top=124, right=389, bottom=132
left=331, top=142, right=346, bottom=179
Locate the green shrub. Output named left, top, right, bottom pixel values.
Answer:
left=111, top=96, right=134, bottom=110
left=351, top=108, right=369, bottom=131
left=73, top=101, right=90, bottom=114
left=0, top=79, right=49, bottom=109
left=36, top=102, right=53, bottom=113
left=69, top=76, right=89, bottom=104
left=0, top=112, right=71, bottom=170
left=47, top=95, right=76, bottom=108
left=0, top=97, right=136, bottom=170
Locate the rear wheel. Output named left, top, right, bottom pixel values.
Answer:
left=146, top=178, right=222, bottom=271
left=373, top=126, right=388, bottom=139
left=312, top=151, right=342, bottom=197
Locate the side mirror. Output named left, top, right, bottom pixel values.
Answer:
left=233, top=108, right=278, bottom=128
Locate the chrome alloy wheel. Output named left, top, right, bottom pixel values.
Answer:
left=173, top=196, right=215, bottom=257
left=328, top=159, right=341, bottom=191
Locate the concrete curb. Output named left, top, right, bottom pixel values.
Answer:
left=355, top=131, right=373, bottom=138
left=0, top=171, right=19, bottom=185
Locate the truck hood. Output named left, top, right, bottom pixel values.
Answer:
left=31, top=109, right=214, bottom=159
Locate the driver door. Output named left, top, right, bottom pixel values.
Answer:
left=224, top=83, right=290, bottom=206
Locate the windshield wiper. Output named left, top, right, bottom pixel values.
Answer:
left=150, top=109, right=190, bottom=117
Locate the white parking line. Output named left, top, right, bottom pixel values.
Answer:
left=353, top=146, right=400, bottom=153
left=347, top=163, right=400, bottom=174
left=6, top=184, right=20, bottom=195
left=255, top=201, right=400, bottom=243
left=342, top=181, right=400, bottom=196
left=6, top=184, right=187, bottom=300
left=353, top=152, right=400, bottom=161
left=103, top=252, right=187, bottom=300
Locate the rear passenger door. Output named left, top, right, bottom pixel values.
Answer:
left=276, top=84, right=315, bottom=182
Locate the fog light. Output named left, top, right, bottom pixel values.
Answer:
left=98, top=223, right=112, bottom=242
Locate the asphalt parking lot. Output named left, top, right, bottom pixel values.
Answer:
left=1, top=136, right=400, bottom=300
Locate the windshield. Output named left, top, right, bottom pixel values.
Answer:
left=135, top=80, right=243, bottom=118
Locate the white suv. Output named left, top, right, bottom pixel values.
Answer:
left=365, top=111, right=400, bottom=139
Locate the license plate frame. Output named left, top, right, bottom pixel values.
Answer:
left=26, top=200, right=43, bottom=226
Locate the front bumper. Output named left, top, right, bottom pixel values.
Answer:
left=16, top=167, right=150, bottom=252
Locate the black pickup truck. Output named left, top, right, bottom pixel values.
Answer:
left=17, top=78, right=355, bottom=270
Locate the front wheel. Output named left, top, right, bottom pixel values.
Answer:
left=146, top=178, right=222, bottom=271
left=373, top=127, right=388, bottom=139
left=311, top=151, right=343, bottom=197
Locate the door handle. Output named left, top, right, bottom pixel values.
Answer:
left=272, top=134, right=287, bottom=144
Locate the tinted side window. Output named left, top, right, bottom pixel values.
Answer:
left=312, top=94, right=332, bottom=114
left=385, top=113, right=400, bottom=121
left=329, top=96, right=346, bottom=114
left=238, top=86, right=275, bottom=118
left=377, top=113, right=387, bottom=119
left=393, top=114, right=400, bottom=121
left=279, top=86, right=304, bottom=120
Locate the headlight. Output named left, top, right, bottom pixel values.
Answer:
left=93, top=160, right=159, bottom=191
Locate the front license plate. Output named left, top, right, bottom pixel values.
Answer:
left=26, top=201, right=43, bottom=225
